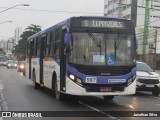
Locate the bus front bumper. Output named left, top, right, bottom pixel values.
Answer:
left=65, top=77, right=136, bottom=96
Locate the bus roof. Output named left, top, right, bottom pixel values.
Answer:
left=27, top=16, right=132, bottom=41
left=28, top=18, right=70, bottom=41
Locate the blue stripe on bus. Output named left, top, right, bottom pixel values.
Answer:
left=67, top=64, right=136, bottom=84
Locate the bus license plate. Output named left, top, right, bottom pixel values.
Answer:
left=100, top=87, right=112, bottom=92
left=146, top=84, right=154, bottom=87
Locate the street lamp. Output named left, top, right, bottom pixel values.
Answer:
left=0, top=4, right=29, bottom=14
left=0, top=21, right=12, bottom=24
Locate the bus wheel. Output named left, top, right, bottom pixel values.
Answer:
left=32, top=72, right=39, bottom=89
left=54, top=79, right=65, bottom=101
left=103, top=96, right=114, bottom=100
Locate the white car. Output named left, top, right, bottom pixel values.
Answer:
left=136, top=61, right=160, bottom=96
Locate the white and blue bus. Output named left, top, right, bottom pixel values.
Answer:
left=26, top=16, right=137, bottom=101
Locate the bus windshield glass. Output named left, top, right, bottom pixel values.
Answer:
left=68, top=31, right=135, bottom=66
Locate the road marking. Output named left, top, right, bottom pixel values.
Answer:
left=79, top=101, right=120, bottom=120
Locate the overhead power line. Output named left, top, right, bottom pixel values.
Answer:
left=0, top=7, right=103, bottom=15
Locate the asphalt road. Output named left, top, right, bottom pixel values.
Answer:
left=0, top=66, right=160, bottom=120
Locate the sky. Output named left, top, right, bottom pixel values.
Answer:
left=0, top=0, right=104, bottom=40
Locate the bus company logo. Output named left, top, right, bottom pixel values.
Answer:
left=2, top=112, right=11, bottom=117
left=1, top=112, right=42, bottom=118
left=108, top=79, right=126, bottom=83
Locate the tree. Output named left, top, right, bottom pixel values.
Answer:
left=12, top=24, right=41, bottom=60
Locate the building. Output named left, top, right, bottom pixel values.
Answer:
left=104, top=0, right=160, bottom=26
left=0, top=40, right=7, bottom=50
left=0, top=38, right=14, bottom=57
left=14, top=27, right=22, bottom=45
left=104, top=0, right=160, bottom=68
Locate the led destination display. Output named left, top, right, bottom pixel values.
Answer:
left=81, top=20, right=125, bottom=28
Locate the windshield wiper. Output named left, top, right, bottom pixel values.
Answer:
left=85, top=30, right=102, bottom=54
left=115, top=32, right=122, bottom=50
left=114, top=32, right=122, bottom=60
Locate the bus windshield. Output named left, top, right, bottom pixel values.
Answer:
left=68, top=31, right=135, bottom=66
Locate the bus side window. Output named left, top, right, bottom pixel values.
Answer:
left=31, top=40, right=34, bottom=57
left=37, top=38, right=41, bottom=56
left=46, top=34, right=50, bottom=56
left=51, top=31, right=55, bottom=56
left=54, top=28, right=61, bottom=59
left=44, top=35, right=47, bottom=55
left=35, top=38, right=38, bottom=56
left=26, top=43, right=29, bottom=57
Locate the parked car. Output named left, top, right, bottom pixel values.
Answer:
left=0, top=56, right=8, bottom=66
left=0, top=60, right=7, bottom=66
left=6, top=60, right=18, bottom=69
left=136, top=61, right=160, bottom=96
left=17, top=61, right=26, bottom=75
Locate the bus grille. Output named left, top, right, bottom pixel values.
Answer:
left=138, top=79, right=159, bottom=84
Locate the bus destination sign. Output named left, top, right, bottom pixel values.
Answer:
left=82, top=20, right=125, bottom=28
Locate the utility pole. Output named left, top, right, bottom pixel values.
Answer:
left=131, top=0, right=137, bottom=27
left=142, top=0, right=150, bottom=62
left=154, top=30, right=157, bottom=70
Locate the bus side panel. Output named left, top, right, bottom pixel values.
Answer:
left=43, top=58, right=60, bottom=89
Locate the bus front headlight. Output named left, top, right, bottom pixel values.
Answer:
left=69, top=74, right=75, bottom=81
left=76, top=78, right=82, bottom=86
left=127, top=75, right=136, bottom=86
left=69, top=73, right=82, bottom=86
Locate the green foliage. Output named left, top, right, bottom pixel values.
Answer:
left=12, top=24, right=41, bottom=60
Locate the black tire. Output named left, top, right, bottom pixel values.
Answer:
left=32, top=71, right=39, bottom=89
left=103, top=96, right=114, bottom=100
left=152, top=89, right=160, bottom=96
left=54, top=78, right=65, bottom=101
